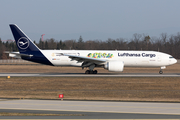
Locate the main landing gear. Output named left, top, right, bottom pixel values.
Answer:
left=84, top=64, right=98, bottom=74
left=85, top=70, right=98, bottom=74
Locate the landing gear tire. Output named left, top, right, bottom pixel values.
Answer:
left=93, top=70, right=97, bottom=74
left=90, top=70, right=94, bottom=74
left=85, top=70, right=98, bottom=74
left=85, top=70, right=90, bottom=74
left=159, top=70, right=163, bottom=74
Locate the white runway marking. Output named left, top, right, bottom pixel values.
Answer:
left=0, top=73, right=180, bottom=77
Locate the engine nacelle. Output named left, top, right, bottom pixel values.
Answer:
left=104, top=61, right=124, bottom=72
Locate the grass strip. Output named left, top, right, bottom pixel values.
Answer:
left=1, top=77, right=180, bottom=102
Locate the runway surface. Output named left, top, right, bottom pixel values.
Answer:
left=0, top=99, right=180, bottom=119
left=0, top=73, right=180, bottom=77
left=0, top=109, right=180, bottom=119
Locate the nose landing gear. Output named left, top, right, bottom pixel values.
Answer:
left=159, top=66, right=166, bottom=74
left=159, top=70, right=163, bottom=74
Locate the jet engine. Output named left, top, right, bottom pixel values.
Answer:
left=104, top=61, right=124, bottom=72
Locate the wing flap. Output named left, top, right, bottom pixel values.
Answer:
left=64, top=54, right=106, bottom=63
left=62, top=53, right=106, bottom=67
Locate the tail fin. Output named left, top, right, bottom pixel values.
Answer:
left=9, top=24, right=40, bottom=53
left=9, top=24, right=53, bottom=65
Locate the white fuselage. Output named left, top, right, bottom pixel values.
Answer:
left=41, top=50, right=177, bottom=68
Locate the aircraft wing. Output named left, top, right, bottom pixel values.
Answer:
left=63, top=54, right=106, bottom=67
left=5, top=51, right=33, bottom=59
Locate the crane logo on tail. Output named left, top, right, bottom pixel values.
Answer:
left=17, top=37, right=30, bottom=49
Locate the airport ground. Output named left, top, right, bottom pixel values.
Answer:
left=0, top=62, right=180, bottom=119
left=0, top=76, right=180, bottom=102
left=0, top=62, right=180, bottom=102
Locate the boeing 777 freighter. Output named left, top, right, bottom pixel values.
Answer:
left=8, top=24, right=177, bottom=74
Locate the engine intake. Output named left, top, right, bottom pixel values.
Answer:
left=104, top=61, right=124, bottom=72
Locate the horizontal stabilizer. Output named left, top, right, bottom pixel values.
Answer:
left=5, top=51, right=33, bottom=59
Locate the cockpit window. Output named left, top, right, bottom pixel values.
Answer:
left=169, top=56, right=174, bottom=59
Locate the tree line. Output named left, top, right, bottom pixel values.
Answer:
left=0, top=33, right=180, bottom=59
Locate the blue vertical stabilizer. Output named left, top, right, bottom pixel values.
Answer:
left=9, top=24, right=53, bottom=65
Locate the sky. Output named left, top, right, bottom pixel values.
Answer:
left=1, top=0, right=180, bottom=41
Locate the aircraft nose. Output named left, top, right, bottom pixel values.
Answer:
left=169, top=58, right=177, bottom=65
left=173, top=59, right=177, bottom=64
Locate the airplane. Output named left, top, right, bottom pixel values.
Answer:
left=8, top=24, right=177, bottom=74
